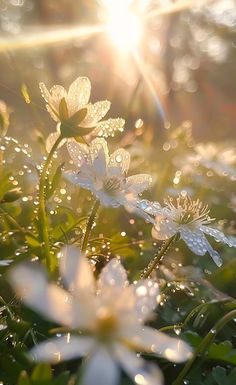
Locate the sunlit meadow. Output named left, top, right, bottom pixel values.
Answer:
left=0, top=1, right=236, bottom=385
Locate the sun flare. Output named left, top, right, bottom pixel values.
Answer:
left=102, top=0, right=143, bottom=51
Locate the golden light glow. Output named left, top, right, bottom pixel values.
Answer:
left=102, top=0, right=143, bottom=51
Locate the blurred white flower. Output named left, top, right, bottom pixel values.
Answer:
left=139, top=196, right=236, bottom=266
left=66, top=138, right=153, bottom=211
left=10, top=246, right=192, bottom=385
left=180, top=143, right=236, bottom=179
left=39, top=77, right=125, bottom=152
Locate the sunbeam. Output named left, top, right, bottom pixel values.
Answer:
left=0, top=24, right=106, bottom=52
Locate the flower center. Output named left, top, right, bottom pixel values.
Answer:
left=103, top=177, right=121, bottom=195
left=96, top=311, right=118, bottom=342
left=165, top=195, right=213, bottom=225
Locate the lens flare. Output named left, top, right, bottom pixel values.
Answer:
left=102, top=0, right=143, bottom=51
left=108, top=13, right=142, bottom=51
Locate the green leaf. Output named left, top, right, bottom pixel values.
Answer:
left=53, top=371, right=70, bottom=385
left=0, top=173, right=15, bottom=201
left=183, top=331, right=202, bottom=347
left=212, top=366, right=227, bottom=384
left=207, top=341, right=236, bottom=365
left=7, top=318, right=31, bottom=335
left=31, top=363, right=52, bottom=383
left=18, top=371, right=31, bottom=385
left=51, top=207, right=81, bottom=242
left=46, top=162, right=64, bottom=199
left=228, top=367, right=236, bottom=382
left=25, top=234, right=41, bottom=248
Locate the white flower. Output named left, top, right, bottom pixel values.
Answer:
left=39, top=77, right=125, bottom=152
left=10, top=246, right=192, bottom=385
left=140, top=196, right=236, bottom=267
left=66, top=138, right=153, bottom=211
left=180, top=143, right=236, bottom=179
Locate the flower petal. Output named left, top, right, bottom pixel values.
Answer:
left=67, top=77, right=91, bottom=115
left=124, top=326, right=192, bottom=363
left=109, top=148, right=130, bottom=174
left=137, top=200, right=162, bottom=217
left=132, top=279, right=159, bottom=322
left=126, top=174, right=153, bottom=194
left=92, top=118, right=125, bottom=138
left=40, top=82, right=65, bottom=120
left=48, top=85, right=67, bottom=117
left=180, top=227, right=223, bottom=266
left=98, top=259, right=128, bottom=289
left=82, top=348, right=119, bottom=385
left=46, top=131, right=66, bottom=153
left=67, top=139, right=89, bottom=167
left=81, top=101, right=111, bottom=127
left=201, top=225, right=236, bottom=247
left=204, top=239, right=223, bottom=267
left=127, top=199, right=156, bottom=224
left=39, top=82, right=50, bottom=103
left=59, top=246, right=95, bottom=293
left=30, top=335, right=94, bottom=363
left=152, top=215, right=178, bottom=241
left=95, top=191, right=121, bottom=208
left=90, top=138, right=109, bottom=176
left=9, top=263, right=73, bottom=327
left=115, top=344, right=164, bottom=385
left=65, top=170, right=94, bottom=190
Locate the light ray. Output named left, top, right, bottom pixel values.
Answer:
left=131, top=48, right=166, bottom=123
left=0, top=24, right=106, bottom=53
left=146, top=0, right=215, bottom=19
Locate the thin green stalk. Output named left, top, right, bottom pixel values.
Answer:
left=38, top=135, right=62, bottom=271
left=81, top=200, right=100, bottom=253
left=141, top=236, right=176, bottom=279
left=172, top=309, right=236, bottom=385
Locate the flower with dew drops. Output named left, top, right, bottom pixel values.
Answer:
left=66, top=137, right=153, bottom=213
left=139, top=195, right=236, bottom=267
left=39, top=77, right=125, bottom=152
left=9, top=246, right=192, bottom=385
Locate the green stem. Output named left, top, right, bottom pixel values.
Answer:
left=81, top=200, right=100, bottom=253
left=38, top=135, right=62, bottom=271
left=172, top=309, right=236, bottom=385
left=141, top=236, right=176, bottom=279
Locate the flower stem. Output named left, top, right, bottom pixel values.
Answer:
left=141, top=236, right=176, bottom=279
left=172, top=308, right=236, bottom=385
left=38, top=135, right=62, bottom=272
left=81, top=200, right=100, bottom=253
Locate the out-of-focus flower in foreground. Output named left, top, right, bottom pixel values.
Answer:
left=10, top=246, right=192, bottom=385
left=39, top=77, right=125, bottom=152
left=139, top=195, right=236, bottom=266
left=0, top=100, right=10, bottom=138
left=66, top=138, right=153, bottom=212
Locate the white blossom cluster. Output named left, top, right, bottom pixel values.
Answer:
left=9, top=77, right=236, bottom=385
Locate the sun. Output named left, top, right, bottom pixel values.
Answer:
left=102, top=0, right=143, bottom=51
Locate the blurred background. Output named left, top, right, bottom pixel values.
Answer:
left=0, top=0, right=236, bottom=146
